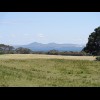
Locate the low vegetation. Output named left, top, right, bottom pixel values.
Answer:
left=0, top=54, right=100, bottom=87
left=96, top=56, right=100, bottom=61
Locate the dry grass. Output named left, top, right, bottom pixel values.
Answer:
left=0, top=54, right=96, bottom=61
left=0, top=54, right=99, bottom=87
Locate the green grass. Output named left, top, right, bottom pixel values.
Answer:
left=0, top=54, right=100, bottom=87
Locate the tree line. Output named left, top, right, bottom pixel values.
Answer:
left=0, top=44, right=89, bottom=56
left=0, top=44, right=32, bottom=54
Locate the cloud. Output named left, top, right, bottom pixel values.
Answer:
left=37, top=33, right=45, bottom=38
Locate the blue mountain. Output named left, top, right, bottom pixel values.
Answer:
left=13, top=42, right=85, bottom=52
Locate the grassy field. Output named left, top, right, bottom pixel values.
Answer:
left=0, top=54, right=96, bottom=60
left=0, top=54, right=100, bottom=87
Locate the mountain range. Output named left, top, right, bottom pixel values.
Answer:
left=13, top=42, right=85, bottom=52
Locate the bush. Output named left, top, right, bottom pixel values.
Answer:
left=47, top=50, right=59, bottom=55
left=0, top=51, right=4, bottom=54
left=15, top=47, right=32, bottom=54
left=96, top=56, right=100, bottom=61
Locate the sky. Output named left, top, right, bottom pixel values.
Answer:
left=0, top=12, right=100, bottom=45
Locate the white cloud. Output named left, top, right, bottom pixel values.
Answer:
left=37, top=33, right=45, bottom=38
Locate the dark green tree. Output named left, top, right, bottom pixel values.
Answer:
left=0, top=44, right=14, bottom=54
left=47, top=49, right=59, bottom=55
left=82, top=26, right=100, bottom=55
left=15, top=47, right=32, bottom=54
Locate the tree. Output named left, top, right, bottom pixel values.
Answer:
left=0, top=44, right=14, bottom=54
left=15, top=47, right=32, bottom=54
left=47, top=50, right=59, bottom=55
left=82, top=26, right=100, bottom=55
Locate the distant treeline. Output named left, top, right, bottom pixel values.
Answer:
left=32, top=50, right=91, bottom=56
left=0, top=44, right=91, bottom=56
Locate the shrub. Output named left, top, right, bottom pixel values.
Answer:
left=0, top=51, right=4, bottom=55
left=96, top=56, right=100, bottom=61
left=47, top=50, right=59, bottom=55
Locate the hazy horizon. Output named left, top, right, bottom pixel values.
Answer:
left=11, top=42, right=85, bottom=46
left=0, top=12, right=100, bottom=45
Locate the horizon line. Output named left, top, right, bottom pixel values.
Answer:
left=8, top=42, right=86, bottom=46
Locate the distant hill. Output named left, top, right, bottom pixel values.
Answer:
left=13, top=42, right=85, bottom=52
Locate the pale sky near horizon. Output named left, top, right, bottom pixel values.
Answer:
left=0, top=12, right=100, bottom=45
